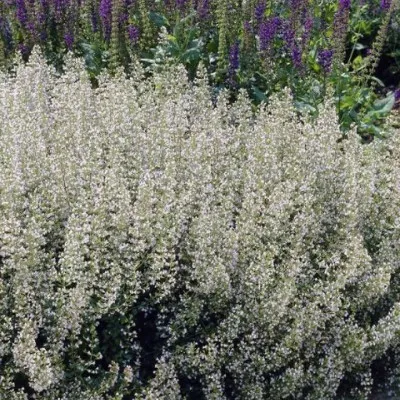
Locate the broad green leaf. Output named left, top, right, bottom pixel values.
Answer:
left=373, top=94, right=395, bottom=114
left=149, top=12, right=169, bottom=27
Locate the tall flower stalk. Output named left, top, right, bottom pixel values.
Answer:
left=360, top=0, right=399, bottom=87
left=138, top=0, right=151, bottom=49
left=332, top=0, right=351, bottom=68
left=216, top=0, right=228, bottom=73
left=227, top=39, right=240, bottom=87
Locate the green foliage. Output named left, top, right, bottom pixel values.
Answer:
left=0, top=0, right=399, bottom=137
left=142, top=13, right=204, bottom=79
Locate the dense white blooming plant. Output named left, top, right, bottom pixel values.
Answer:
left=1, top=48, right=400, bottom=399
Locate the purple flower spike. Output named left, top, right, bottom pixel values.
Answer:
left=18, top=43, right=30, bottom=56
left=27, top=21, right=36, bottom=35
left=91, top=7, right=99, bottom=32
left=228, top=40, right=240, bottom=87
left=38, top=12, right=46, bottom=24
left=333, top=0, right=351, bottom=57
left=16, top=0, right=28, bottom=27
left=119, top=13, right=128, bottom=25
left=99, top=0, right=112, bottom=41
left=128, top=25, right=140, bottom=43
left=339, top=0, right=351, bottom=10
left=176, top=0, right=188, bottom=10
left=55, top=0, right=65, bottom=20
left=39, top=30, right=47, bottom=41
left=380, top=0, right=391, bottom=10
left=292, top=46, right=302, bottom=69
left=254, top=1, right=266, bottom=24
left=64, top=32, right=74, bottom=49
left=291, top=0, right=304, bottom=9
left=99, top=0, right=112, bottom=19
left=197, top=0, right=210, bottom=20
left=301, top=15, right=313, bottom=51
left=244, top=20, right=252, bottom=34
left=394, top=89, right=400, bottom=102
left=304, top=16, right=313, bottom=38
left=229, top=40, right=240, bottom=71
left=259, top=17, right=280, bottom=52
left=283, top=23, right=295, bottom=50
left=317, top=49, right=334, bottom=73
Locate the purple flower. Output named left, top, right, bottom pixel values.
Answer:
left=38, top=12, right=46, bottom=24
left=380, top=0, right=391, bottom=10
left=54, top=0, right=65, bottom=20
left=244, top=20, right=252, bottom=34
left=128, top=25, right=140, bottom=43
left=229, top=40, right=240, bottom=70
left=26, top=21, right=36, bottom=35
left=91, top=7, right=99, bottom=32
left=302, top=15, right=313, bottom=47
left=228, top=40, right=240, bottom=87
left=332, top=0, right=351, bottom=57
left=289, top=0, right=307, bottom=28
left=395, top=89, right=400, bottom=102
left=99, top=0, right=112, bottom=20
left=18, top=43, right=30, bottom=56
left=282, top=19, right=304, bottom=69
left=292, top=46, right=302, bottom=69
left=283, top=22, right=295, bottom=50
left=254, top=1, right=266, bottom=24
left=39, top=30, right=47, bottom=41
left=317, top=49, right=334, bottom=73
left=259, top=17, right=280, bottom=52
left=16, top=0, right=28, bottom=27
left=339, top=0, right=351, bottom=10
left=64, top=31, right=74, bottom=49
left=291, top=0, right=304, bottom=9
left=176, top=0, right=188, bottom=10
left=99, top=0, right=112, bottom=41
left=197, top=0, right=210, bottom=20
left=119, top=12, right=128, bottom=26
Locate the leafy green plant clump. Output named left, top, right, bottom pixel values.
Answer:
left=1, top=50, right=400, bottom=399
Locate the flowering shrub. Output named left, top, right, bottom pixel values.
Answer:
left=1, top=50, right=400, bottom=399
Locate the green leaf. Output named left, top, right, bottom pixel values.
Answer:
left=370, top=76, right=385, bottom=88
left=188, top=38, right=203, bottom=50
left=295, top=101, right=316, bottom=114
left=251, top=85, right=267, bottom=103
left=372, top=94, right=395, bottom=114
left=167, top=35, right=177, bottom=44
left=149, top=12, right=169, bottom=27
left=351, top=55, right=363, bottom=69
left=354, top=43, right=367, bottom=51
left=140, top=58, right=157, bottom=64
left=181, top=48, right=201, bottom=63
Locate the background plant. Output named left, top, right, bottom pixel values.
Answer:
left=0, top=0, right=399, bottom=137
left=1, top=50, right=400, bottom=399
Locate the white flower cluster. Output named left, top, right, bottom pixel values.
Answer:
left=0, top=48, right=400, bottom=399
